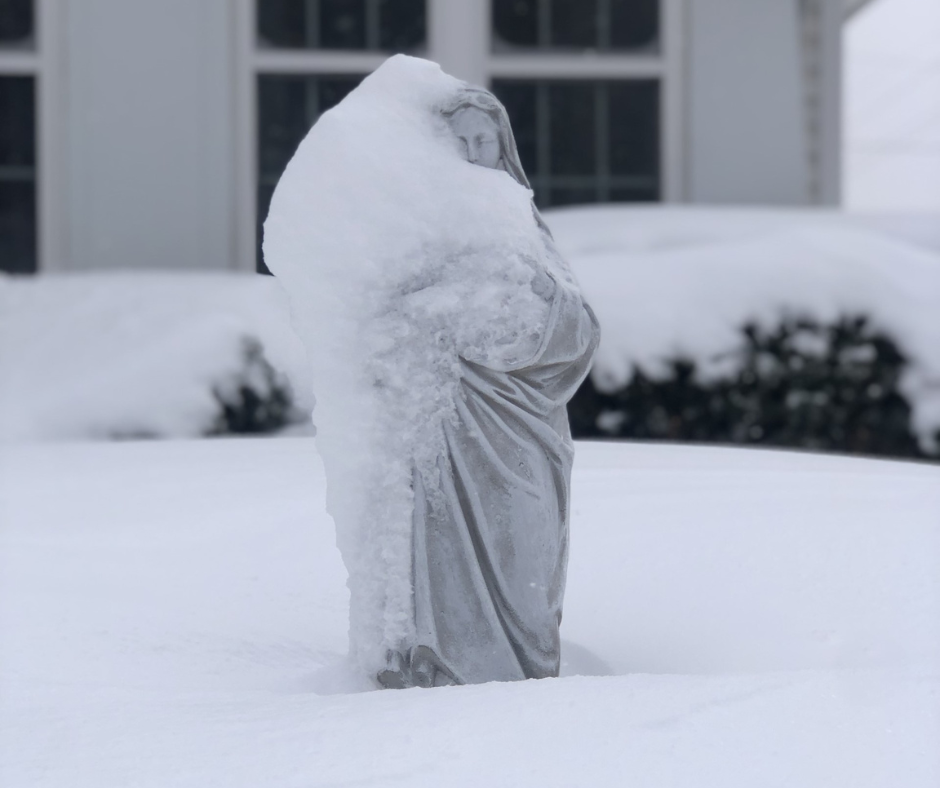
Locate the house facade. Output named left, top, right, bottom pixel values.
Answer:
left=0, top=0, right=849, bottom=276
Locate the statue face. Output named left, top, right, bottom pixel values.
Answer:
left=448, top=107, right=502, bottom=170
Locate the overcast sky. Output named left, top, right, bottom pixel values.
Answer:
left=844, top=0, right=940, bottom=212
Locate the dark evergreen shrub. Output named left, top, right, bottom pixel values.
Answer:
left=568, top=315, right=938, bottom=462
left=208, top=337, right=299, bottom=435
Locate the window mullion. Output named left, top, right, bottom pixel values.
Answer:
left=365, top=0, right=381, bottom=51
left=538, top=0, right=551, bottom=48
left=536, top=82, right=551, bottom=203
left=304, top=0, right=320, bottom=48
left=595, top=83, right=609, bottom=201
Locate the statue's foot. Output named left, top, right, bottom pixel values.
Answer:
left=376, top=649, right=411, bottom=689
left=410, top=645, right=459, bottom=688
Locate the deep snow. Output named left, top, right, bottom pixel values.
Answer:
left=1, top=438, right=938, bottom=787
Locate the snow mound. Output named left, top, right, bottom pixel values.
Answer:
left=546, top=206, right=940, bottom=450
left=263, top=55, right=557, bottom=676
left=0, top=272, right=311, bottom=441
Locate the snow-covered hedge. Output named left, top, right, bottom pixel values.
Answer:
left=548, top=207, right=940, bottom=458
left=0, top=272, right=311, bottom=441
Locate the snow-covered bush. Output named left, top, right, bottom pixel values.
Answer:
left=209, top=337, right=300, bottom=436
left=549, top=206, right=940, bottom=461
left=0, top=272, right=312, bottom=441
left=569, top=314, right=935, bottom=461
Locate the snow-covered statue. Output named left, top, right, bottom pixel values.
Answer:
left=264, top=55, right=599, bottom=688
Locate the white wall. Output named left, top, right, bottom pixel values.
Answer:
left=686, top=0, right=810, bottom=204
left=844, top=0, right=940, bottom=212
left=57, top=0, right=236, bottom=271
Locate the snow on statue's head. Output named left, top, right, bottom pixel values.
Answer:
left=262, top=55, right=558, bottom=675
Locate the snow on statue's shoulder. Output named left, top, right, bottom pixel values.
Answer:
left=262, top=55, right=557, bottom=677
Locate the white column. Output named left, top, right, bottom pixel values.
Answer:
left=428, top=0, right=489, bottom=87
left=816, top=0, right=842, bottom=205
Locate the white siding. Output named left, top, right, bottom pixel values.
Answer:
left=686, top=0, right=810, bottom=204
left=58, top=0, right=235, bottom=271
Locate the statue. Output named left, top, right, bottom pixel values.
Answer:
left=262, top=56, right=599, bottom=689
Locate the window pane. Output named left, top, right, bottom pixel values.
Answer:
left=492, top=0, right=659, bottom=52
left=379, top=0, right=426, bottom=52
left=320, top=0, right=366, bottom=49
left=549, top=83, right=594, bottom=176
left=609, top=80, right=659, bottom=180
left=492, top=0, right=537, bottom=50
left=550, top=0, right=595, bottom=49
left=610, top=0, right=659, bottom=51
left=0, top=76, right=36, bottom=273
left=493, top=78, right=660, bottom=209
left=0, top=74, right=34, bottom=166
left=257, top=0, right=425, bottom=52
left=0, top=181, right=36, bottom=273
left=548, top=187, right=596, bottom=208
left=0, top=0, right=32, bottom=48
left=257, top=74, right=364, bottom=273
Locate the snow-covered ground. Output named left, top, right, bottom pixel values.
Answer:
left=2, top=438, right=938, bottom=787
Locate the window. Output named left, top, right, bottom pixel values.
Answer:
left=492, top=0, right=659, bottom=53
left=251, top=0, right=426, bottom=272
left=492, top=79, right=659, bottom=207
left=0, top=0, right=37, bottom=274
left=490, top=0, right=670, bottom=209
left=258, top=0, right=426, bottom=52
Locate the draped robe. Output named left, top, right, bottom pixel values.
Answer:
left=406, top=277, right=600, bottom=686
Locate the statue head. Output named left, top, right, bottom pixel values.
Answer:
left=442, top=87, right=531, bottom=190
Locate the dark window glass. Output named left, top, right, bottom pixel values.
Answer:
left=257, top=0, right=425, bottom=52
left=492, top=0, right=537, bottom=49
left=609, top=81, right=659, bottom=178
left=0, top=76, right=36, bottom=273
left=549, top=83, right=595, bottom=176
left=320, top=0, right=366, bottom=49
left=492, top=78, right=659, bottom=209
left=492, top=0, right=659, bottom=52
left=0, top=0, right=33, bottom=48
left=610, top=0, right=658, bottom=50
left=257, top=74, right=363, bottom=272
left=551, top=0, right=595, bottom=49
left=379, top=0, right=426, bottom=52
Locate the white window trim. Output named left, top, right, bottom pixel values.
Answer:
left=234, top=0, right=686, bottom=273
left=0, top=0, right=65, bottom=272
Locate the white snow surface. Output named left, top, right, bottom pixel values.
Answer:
left=2, top=438, right=938, bottom=787
left=545, top=205, right=940, bottom=450
left=0, top=271, right=311, bottom=441
left=263, top=56, right=562, bottom=676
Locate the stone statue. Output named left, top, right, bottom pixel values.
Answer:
left=376, top=86, right=601, bottom=689
left=263, top=56, right=599, bottom=690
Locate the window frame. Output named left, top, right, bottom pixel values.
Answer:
left=235, top=0, right=685, bottom=273
left=0, top=0, right=63, bottom=273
